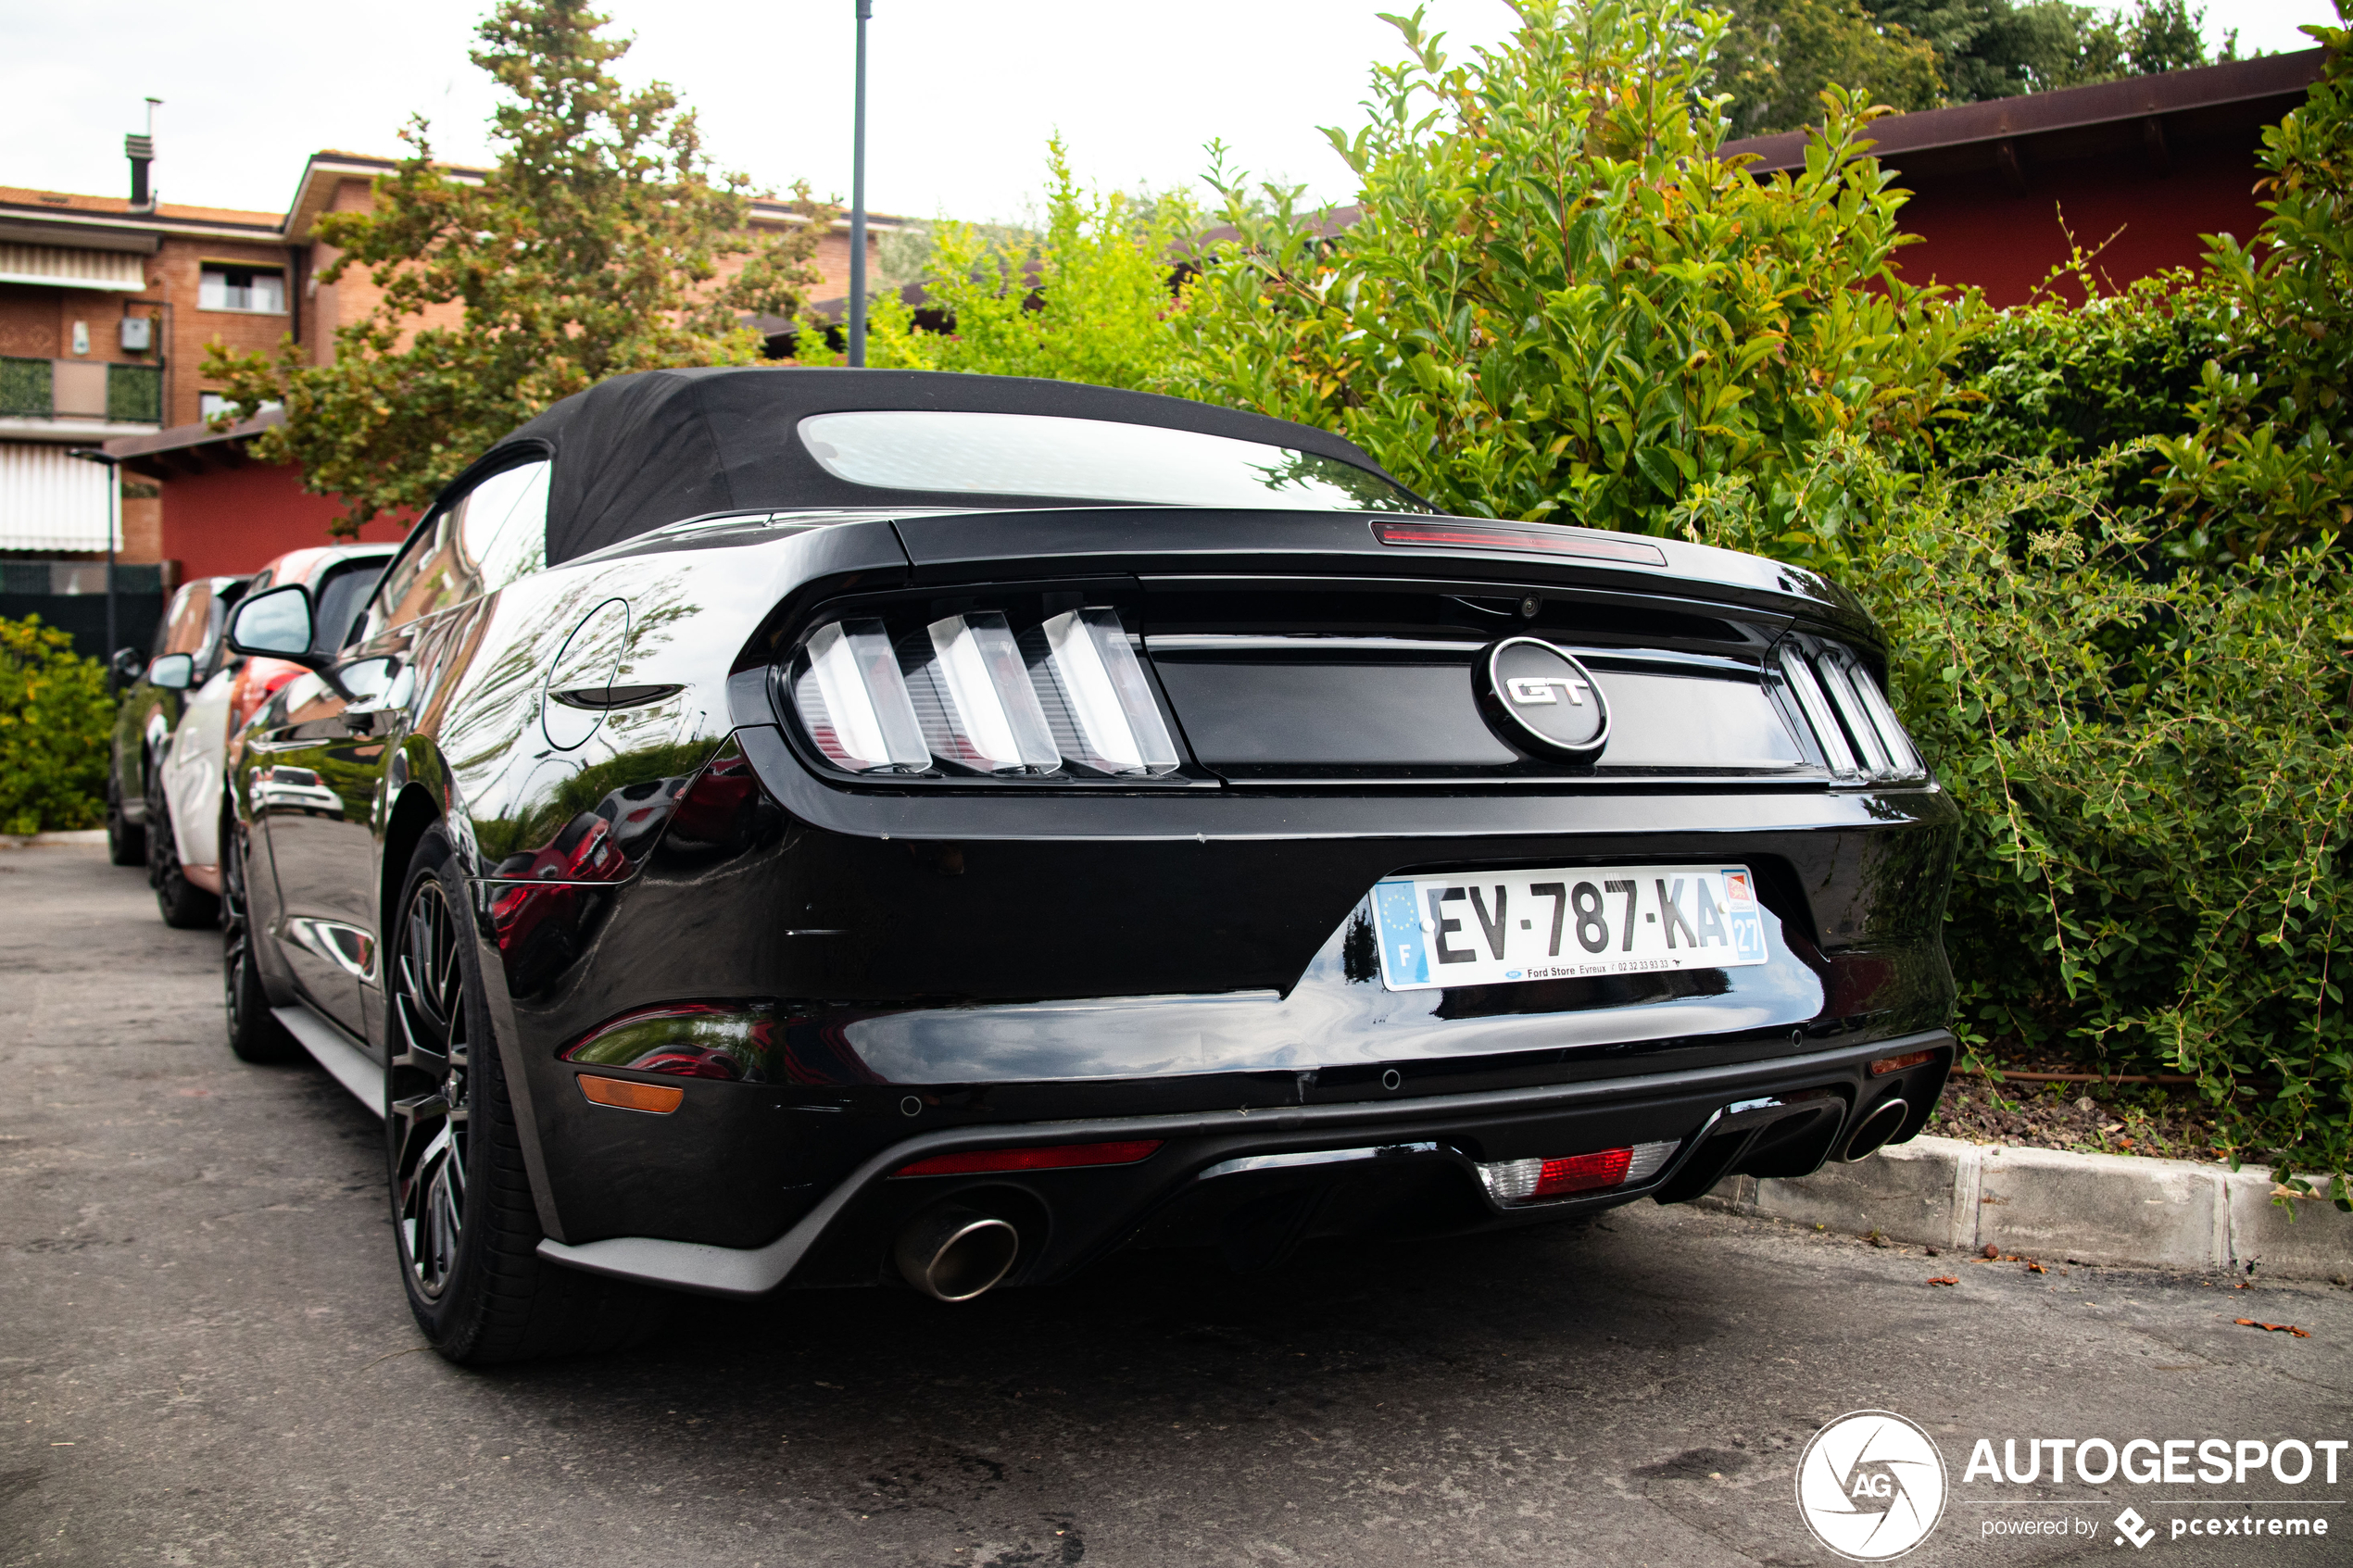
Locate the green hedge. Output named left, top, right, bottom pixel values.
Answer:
left=0, top=615, right=112, bottom=835
left=1166, top=0, right=2351, bottom=1198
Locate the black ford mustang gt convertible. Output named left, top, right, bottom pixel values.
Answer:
left=221, top=368, right=1957, bottom=1363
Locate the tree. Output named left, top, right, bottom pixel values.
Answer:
left=1713, top=0, right=1945, bottom=137
left=205, top=0, right=832, bottom=534
left=827, top=137, right=1198, bottom=393
left=1860, top=0, right=2230, bottom=104
left=1172, top=0, right=1984, bottom=561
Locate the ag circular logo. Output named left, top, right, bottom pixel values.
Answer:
left=1475, top=636, right=1609, bottom=760
left=1794, top=1410, right=1948, bottom=1562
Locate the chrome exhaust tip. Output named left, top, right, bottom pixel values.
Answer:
left=1841, top=1098, right=1910, bottom=1162
left=893, top=1206, right=1021, bottom=1302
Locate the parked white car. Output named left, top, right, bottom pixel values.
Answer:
left=136, top=544, right=394, bottom=927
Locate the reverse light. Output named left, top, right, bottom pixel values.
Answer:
left=1477, top=1140, right=1678, bottom=1204
left=919, top=611, right=1060, bottom=774
left=1036, top=608, right=1179, bottom=776
left=793, top=619, right=929, bottom=773
left=890, top=1139, right=1164, bottom=1177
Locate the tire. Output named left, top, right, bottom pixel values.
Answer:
left=106, top=773, right=145, bottom=867
left=221, top=809, right=302, bottom=1065
left=386, top=826, right=669, bottom=1365
left=146, top=764, right=220, bottom=929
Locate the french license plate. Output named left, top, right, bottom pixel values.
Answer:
left=1369, top=863, right=1770, bottom=991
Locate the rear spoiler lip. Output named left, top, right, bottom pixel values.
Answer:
left=885, top=507, right=1881, bottom=648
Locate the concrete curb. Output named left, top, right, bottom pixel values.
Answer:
left=0, top=829, right=107, bottom=847
left=1704, top=1135, right=2353, bottom=1281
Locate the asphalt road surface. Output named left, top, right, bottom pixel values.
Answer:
left=5, top=842, right=2348, bottom=1568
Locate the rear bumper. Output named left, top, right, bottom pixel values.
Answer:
left=537, top=1027, right=1952, bottom=1297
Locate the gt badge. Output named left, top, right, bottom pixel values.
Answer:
left=1476, top=636, right=1610, bottom=761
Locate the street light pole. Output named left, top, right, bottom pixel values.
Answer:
left=848, top=0, right=873, bottom=368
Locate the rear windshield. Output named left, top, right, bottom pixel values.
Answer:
left=798, top=410, right=1426, bottom=513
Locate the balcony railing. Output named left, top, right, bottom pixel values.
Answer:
left=0, top=357, right=164, bottom=425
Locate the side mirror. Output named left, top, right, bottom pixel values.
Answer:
left=110, top=647, right=145, bottom=685
left=147, top=652, right=195, bottom=690
left=227, top=583, right=321, bottom=664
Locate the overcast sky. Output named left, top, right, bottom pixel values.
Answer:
left=3, top=0, right=2336, bottom=224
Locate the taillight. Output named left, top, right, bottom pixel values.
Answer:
left=1476, top=1140, right=1678, bottom=1204
left=788, top=605, right=1179, bottom=780
left=1774, top=638, right=1926, bottom=784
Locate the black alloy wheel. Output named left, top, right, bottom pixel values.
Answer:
left=146, top=762, right=220, bottom=929
left=390, top=870, right=472, bottom=1303
left=106, top=772, right=145, bottom=867
left=385, top=828, right=668, bottom=1363
left=220, top=807, right=300, bottom=1064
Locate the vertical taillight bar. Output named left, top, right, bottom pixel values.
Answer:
left=1035, top=608, right=1179, bottom=777
left=1780, top=649, right=1856, bottom=775
left=924, top=611, right=1061, bottom=774
left=795, top=619, right=930, bottom=773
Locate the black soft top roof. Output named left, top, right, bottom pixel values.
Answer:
left=459, top=367, right=1410, bottom=567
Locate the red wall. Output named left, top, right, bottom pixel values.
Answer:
left=159, top=460, right=410, bottom=580
left=1888, top=141, right=2268, bottom=307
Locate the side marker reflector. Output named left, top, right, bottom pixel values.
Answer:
left=1869, top=1050, right=1936, bottom=1076
left=577, top=1074, right=686, bottom=1114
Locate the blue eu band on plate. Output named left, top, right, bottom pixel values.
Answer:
left=1370, top=864, right=1769, bottom=990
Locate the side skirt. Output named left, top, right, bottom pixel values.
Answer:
left=273, top=1003, right=384, bottom=1118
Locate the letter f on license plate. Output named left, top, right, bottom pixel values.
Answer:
left=1368, top=863, right=1770, bottom=990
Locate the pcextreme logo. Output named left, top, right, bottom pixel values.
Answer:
left=1795, top=1410, right=1950, bottom=1562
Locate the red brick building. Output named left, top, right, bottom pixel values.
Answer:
left=1720, top=50, right=2326, bottom=307
left=1, top=144, right=895, bottom=612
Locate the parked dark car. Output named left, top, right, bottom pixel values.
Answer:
left=108, top=573, right=250, bottom=917
left=222, top=369, right=1957, bottom=1365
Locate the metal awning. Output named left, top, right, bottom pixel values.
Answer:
left=0, top=442, right=117, bottom=552
left=0, top=243, right=148, bottom=292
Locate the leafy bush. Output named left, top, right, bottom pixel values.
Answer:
left=1170, top=1, right=2350, bottom=1189
left=2150, top=7, right=2353, bottom=567
left=1943, top=267, right=2221, bottom=480
left=1678, top=447, right=2349, bottom=1199
left=1173, top=0, right=1986, bottom=560
left=0, top=616, right=112, bottom=835
left=1879, top=469, right=2347, bottom=1198
left=838, top=136, right=1200, bottom=392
